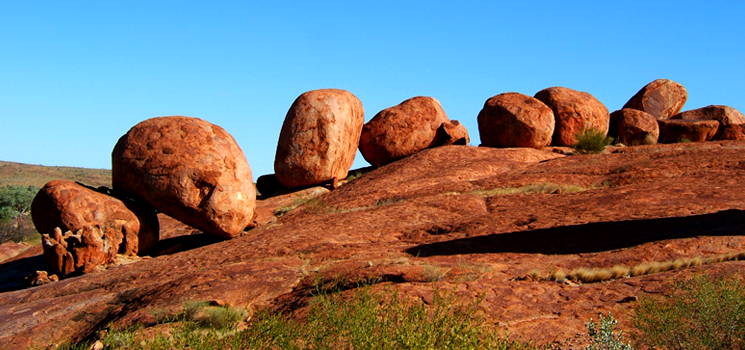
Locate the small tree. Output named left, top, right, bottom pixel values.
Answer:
left=0, top=185, right=38, bottom=217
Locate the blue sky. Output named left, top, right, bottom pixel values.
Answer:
left=2, top=2, right=744, bottom=180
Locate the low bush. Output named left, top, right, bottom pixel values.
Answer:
left=632, top=273, right=745, bottom=349
left=573, top=128, right=613, bottom=154
left=585, top=312, right=633, bottom=350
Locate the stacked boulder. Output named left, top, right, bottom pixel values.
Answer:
left=274, top=89, right=365, bottom=188
left=32, top=116, right=256, bottom=279
left=359, top=96, right=469, bottom=167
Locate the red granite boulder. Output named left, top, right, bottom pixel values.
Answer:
left=609, top=109, right=659, bottom=146
left=275, top=89, right=364, bottom=187
left=671, top=105, right=745, bottom=140
left=658, top=119, right=719, bottom=143
left=359, top=96, right=453, bottom=166
left=41, top=226, right=120, bottom=277
left=112, top=116, right=256, bottom=239
left=439, top=120, right=470, bottom=146
left=31, top=180, right=158, bottom=256
left=623, top=79, right=687, bottom=120
left=477, top=92, right=555, bottom=149
left=534, top=87, right=609, bottom=146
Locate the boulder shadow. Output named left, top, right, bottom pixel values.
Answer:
left=0, top=253, right=48, bottom=293
left=406, top=209, right=745, bottom=257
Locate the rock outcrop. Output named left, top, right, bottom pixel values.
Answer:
left=623, top=79, right=687, bottom=119
left=41, top=226, right=120, bottom=277
left=359, top=96, right=461, bottom=166
left=671, top=105, right=745, bottom=140
left=275, top=89, right=364, bottom=187
left=609, top=109, right=659, bottom=145
left=477, top=92, right=555, bottom=149
left=534, top=87, right=609, bottom=146
left=31, top=180, right=158, bottom=256
left=112, top=116, right=256, bottom=239
left=658, top=119, right=719, bottom=143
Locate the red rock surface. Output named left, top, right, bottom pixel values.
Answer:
left=477, top=92, right=555, bottom=148
left=31, top=180, right=158, bottom=256
left=359, top=96, right=451, bottom=166
left=275, top=89, right=364, bottom=187
left=658, top=119, right=719, bottom=143
left=0, top=242, right=31, bottom=263
left=609, top=108, right=659, bottom=145
left=623, top=78, right=688, bottom=119
left=112, top=116, right=256, bottom=239
left=5, top=143, right=745, bottom=349
left=671, top=105, right=745, bottom=140
left=534, top=87, right=609, bottom=146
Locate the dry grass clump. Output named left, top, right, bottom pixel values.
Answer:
left=531, top=251, right=745, bottom=284
left=462, top=182, right=589, bottom=197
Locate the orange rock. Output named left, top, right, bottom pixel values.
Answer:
left=113, top=116, right=256, bottom=239
left=609, top=109, right=659, bottom=145
left=439, top=120, right=470, bottom=146
left=359, top=96, right=451, bottom=166
left=31, top=180, right=158, bottom=256
left=671, top=105, right=745, bottom=140
left=534, top=87, right=609, bottom=146
left=477, top=92, right=555, bottom=148
left=275, top=89, right=364, bottom=187
left=658, top=119, right=719, bottom=143
left=623, top=79, right=688, bottom=119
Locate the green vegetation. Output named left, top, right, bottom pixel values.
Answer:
left=0, top=160, right=111, bottom=188
left=451, top=182, right=589, bottom=197
left=585, top=313, right=632, bottom=350
left=0, top=185, right=39, bottom=243
left=62, top=285, right=533, bottom=350
left=632, top=274, right=745, bottom=349
left=573, top=128, right=613, bottom=154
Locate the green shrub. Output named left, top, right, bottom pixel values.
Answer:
left=632, top=274, right=745, bottom=349
left=573, top=128, right=613, bottom=154
left=181, top=300, right=246, bottom=329
left=585, top=312, right=633, bottom=350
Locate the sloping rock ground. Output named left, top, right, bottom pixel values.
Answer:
left=3, top=143, right=745, bottom=348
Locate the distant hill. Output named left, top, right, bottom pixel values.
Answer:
left=0, top=161, right=111, bottom=189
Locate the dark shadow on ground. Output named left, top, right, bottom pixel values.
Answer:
left=0, top=253, right=48, bottom=293
left=406, top=209, right=745, bottom=257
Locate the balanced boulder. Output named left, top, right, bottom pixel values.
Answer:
left=112, top=116, right=256, bottom=239
left=658, top=119, right=719, bottom=143
left=534, top=87, right=609, bottom=146
left=623, top=79, right=687, bottom=119
left=609, top=109, right=659, bottom=146
left=31, top=180, right=158, bottom=256
left=671, top=105, right=745, bottom=140
left=359, top=96, right=462, bottom=166
left=275, top=89, right=364, bottom=187
left=477, top=92, right=554, bottom=148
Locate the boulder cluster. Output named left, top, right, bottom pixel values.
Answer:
left=476, top=79, right=743, bottom=148
left=29, top=80, right=743, bottom=280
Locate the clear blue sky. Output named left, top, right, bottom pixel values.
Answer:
left=2, top=2, right=743, bottom=180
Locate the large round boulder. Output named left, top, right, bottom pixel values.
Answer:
left=477, top=92, right=555, bottom=148
left=31, top=180, right=158, bottom=256
left=534, top=87, right=609, bottom=146
left=275, top=89, right=364, bottom=187
left=359, top=96, right=455, bottom=166
left=671, top=105, right=745, bottom=140
left=112, top=116, right=256, bottom=239
left=609, top=109, right=659, bottom=146
left=623, top=79, right=687, bottom=120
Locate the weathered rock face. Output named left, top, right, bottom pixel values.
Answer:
left=477, top=92, right=555, bottom=148
left=716, top=124, right=745, bottom=141
left=609, top=109, right=659, bottom=146
left=439, top=120, right=470, bottom=146
left=42, top=226, right=119, bottom=277
left=112, top=116, right=256, bottom=239
left=31, top=180, right=158, bottom=256
left=275, top=89, right=365, bottom=187
left=671, top=105, right=745, bottom=140
left=534, top=87, right=609, bottom=146
left=658, top=119, right=719, bottom=143
left=623, top=79, right=688, bottom=119
left=359, top=96, right=452, bottom=166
